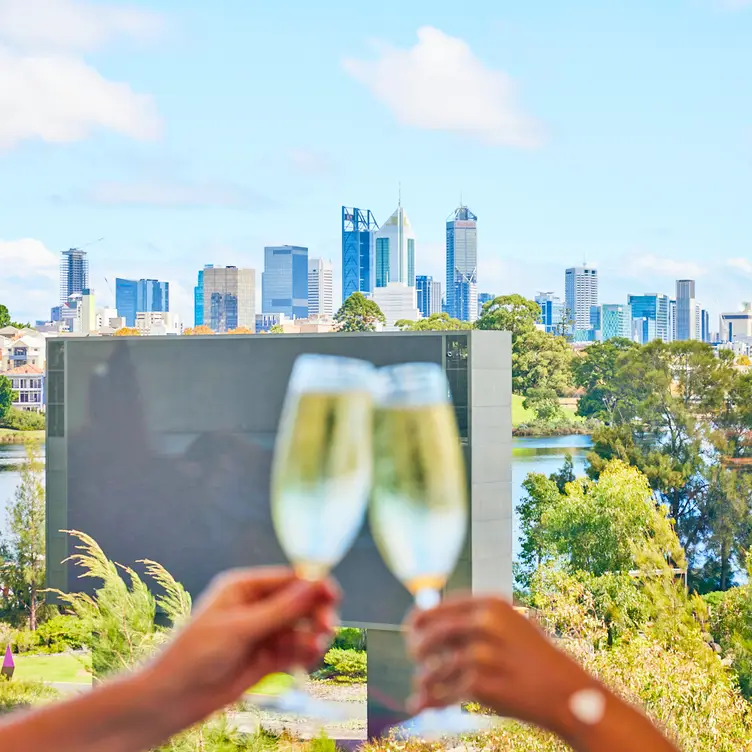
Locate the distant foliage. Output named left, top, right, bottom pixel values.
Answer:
left=113, top=327, right=141, bottom=337
left=227, top=327, right=255, bottom=335
left=315, top=648, right=366, bottom=683
left=1, top=408, right=45, bottom=431
left=0, top=375, right=15, bottom=421
left=0, top=679, right=57, bottom=714
left=396, top=313, right=472, bottom=331
left=334, top=293, right=385, bottom=332
left=183, top=325, right=214, bottom=336
left=331, top=627, right=366, bottom=651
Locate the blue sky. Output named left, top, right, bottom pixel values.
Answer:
left=2, top=0, right=752, bottom=325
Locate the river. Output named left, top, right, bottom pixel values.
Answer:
left=1, top=436, right=592, bottom=558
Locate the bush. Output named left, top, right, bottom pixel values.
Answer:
left=9, top=629, right=41, bottom=654
left=331, top=627, right=366, bottom=651
left=0, top=408, right=45, bottom=431
left=315, top=648, right=366, bottom=683
left=36, top=614, right=90, bottom=651
left=0, top=679, right=57, bottom=714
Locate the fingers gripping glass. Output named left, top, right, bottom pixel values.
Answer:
left=259, top=354, right=374, bottom=721
left=370, top=363, right=496, bottom=739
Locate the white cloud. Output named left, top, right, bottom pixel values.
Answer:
left=0, top=238, right=58, bottom=278
left=0, top=239, right=58, bottom=322
left=0, top=0, right=163, bottom=52
left=0, top=0, right=162, bottom=150
left=287, top=148, right=335, bottom=177
left=628, top=254, right=706, bottom=279
left=84, top=178, right=270, bottom=209
left=343, top=26, right=542, bottom=148
left=728, top=257, right=752, bottom=274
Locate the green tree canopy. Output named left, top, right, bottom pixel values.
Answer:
left=0, top=304, right=10, bottom=328
left=395, top=312, right=472, bottom=331
left=334, top=292, right=386, bottom=332
left=0, top=375, right=16, bottom=422
left=475, top=294, right=541, bottom=341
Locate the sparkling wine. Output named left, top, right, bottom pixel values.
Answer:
left=272, top=390, right=373, bottom=576
left=370, top=401, right=467, bottom=595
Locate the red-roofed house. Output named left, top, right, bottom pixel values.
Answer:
left=6, top=365, right=45, bottom=412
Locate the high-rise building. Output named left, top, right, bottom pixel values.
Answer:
left=416, top=275, right=442, bottom=318
left=194, top=266, right=212, bottom=327
left=374, top=203, right=416, bottom=289
left=342, top=207, right=379, bottom=301
left=535, top=292, right=566, bottom=334
left=115, top=279, right=170, bottom=327
left=477, top=292, right=494, bottom=319
left=203, top=266, right=255, bottom=333
left=262, top=246, right=308, bottom=319
left=701, top=309, right=711, bottom=343
left=676, top=279, right=698, bottom=341
left=564, top=266, right=598, bottom=334
left=372, top=282, right=420, bottom=330
left=60, top=248, right=89, bottom=305
left=601, top=304, right=633, bottom=341
left=628, top=293, right=670, bottom=343
left=668, top=299, right=677, bottom=342
left=308, top=258, right=334, bottom=317
left=446, top=206, right=478, bottom=323
left=720, top=303, right=752, bottom=342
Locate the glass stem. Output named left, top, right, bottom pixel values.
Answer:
left=291, top=664, right=309, bottom=692
left=414, top=587, right=441, bottom=611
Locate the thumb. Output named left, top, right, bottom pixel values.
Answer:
left=226, top=579, right=330, bottom=643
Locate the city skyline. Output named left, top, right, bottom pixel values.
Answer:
left=3, top=1, right=752, bottom=325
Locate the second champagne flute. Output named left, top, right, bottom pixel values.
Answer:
left=261, top=353, right=375, bottom=720
left=369, top=362, right=498, bottom=739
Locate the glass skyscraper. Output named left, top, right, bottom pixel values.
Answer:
left=373, top=204, right=416, bottom=289
left=564, top=266, right=598, bottom=334
left=342, top=207, right=379, bottom=301
left=116, top=278, right=170, bottom=327
left=535, top=292, right=565, bottom=334
left=194, top=266, right=212, bottom=327
left=676, top=279, right=697, bottom=341
left=601, top=304, right=633, bottom=341
left=262, top=246, right=309, bottom=319
left=446, top=206, right=478, bottom=322
left=60, top=248, right=89, bottom=305
left=628, top=293, right=670, bottom=343
left=416, top=275, right=442, bottom=318
left=203, top=266, right=256, bottom=333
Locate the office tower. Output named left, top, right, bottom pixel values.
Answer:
left=194, top=266, right=212, bottom=327
left=262, top=246, right=309, bottom=319
left=628, top=293, right=670, bottom=343
left=668, top=299, right=677, bottom=342
left=676, top=279, right=697, bottom=341
left=564, top=266, right=598, bottom=334
left=308, top=258, right=334, bottom=317
left=203, top=266, right=255, bottom=333
left=374, top=202, right=416, bottom=289
left=416, top=275, right=442, bottom=318
left=372, top=282, right=420, bottom=330
left=116, top=279, right=170, bottom=328
left=446, top=206, right=478, bottom=323
left=701, top=309, right=710, bottom=343
left=74, top=289, right=96, bottom=334
left=720, top=303, right=752, bottom=342
left=535, top=292, right=565, bottom=334
left=590, top=305, right=602, bottom=333
left=60, top=248, right=89, bottom=305
left=601, top=304, right=633, bottom=341
left=342, top=207, right=379, bottom=301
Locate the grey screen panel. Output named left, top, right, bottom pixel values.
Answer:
left=56, top=334, right=452, bottom=627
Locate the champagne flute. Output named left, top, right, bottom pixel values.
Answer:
left=370, top=362, right=497, bottom=739
left=261, top=353, right=374, bottom=720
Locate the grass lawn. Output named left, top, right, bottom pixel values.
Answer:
left=511, top=394, right=581, bottom=427
left=248, top=673, right=295, bottom=695
left=0, top=429, right=45, bottom=443
left=13, top=653, right=92, bottom=684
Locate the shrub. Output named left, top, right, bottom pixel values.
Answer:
left=36, top=614, right=91, bottom=651
left=9, top=628, right=41, bottom=654
left=0, top=408, right=45, bottom=431
left=331, top=627, right=366, bottom=651
left=0, top=679, right=57, bottom=714
left=315, top=648, right=366, bottom=683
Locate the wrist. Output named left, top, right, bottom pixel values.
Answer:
left=544, top=670, right=609, bottom=743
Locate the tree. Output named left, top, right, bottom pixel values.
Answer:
left=0, top=375, right=16, bottom=423
left=522, top=386, right=564, bottom=423
left=573, top=338, right=640, bottom=422
left=334, top=292, right=385, bottom=332
left=396, top=313, right=472, bottom=331
left=0, top=304, right=10, bottom=328
left=475, top=294, right=541, bottom=340
left=226, top=326, right=254, bottom=335
left=113, top=327, right=140, bottom=337
left=183, top=325, right=214, bottom=336
left=269, top=324, right=285, bottom=334
left=5, top=443, right=46, bottom=630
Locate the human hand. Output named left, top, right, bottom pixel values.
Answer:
left=407, top=594, right=600, bottom=737
left=144, top=567, right=339, bottom=726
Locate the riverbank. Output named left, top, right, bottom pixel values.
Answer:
left=511, top=394, right=597, bottom=437
left=0, top=429, right=45, bottom=444
left=513, top=423, right=593, bottom=437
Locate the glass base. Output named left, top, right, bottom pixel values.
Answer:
left=393, top=706, right=498, bottom=740
left=252, top=689, right=358, bottom=721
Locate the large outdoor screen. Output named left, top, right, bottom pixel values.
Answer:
left=50, top=334, right=466, bottom=628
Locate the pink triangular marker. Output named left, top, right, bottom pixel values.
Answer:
left=1, top=645, right=14, bottom=679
